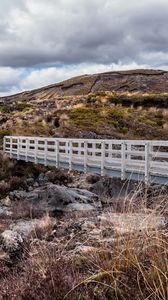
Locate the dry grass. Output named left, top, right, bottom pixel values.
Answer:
left=79, top=228, right=167, bottom=300
left=0, top=183, right=167, bottom=300
left=11, top=200, right=46, bottom=220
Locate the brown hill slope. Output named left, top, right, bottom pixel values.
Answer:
left=1, top=69, right=168, bottom=103
left=1, top=69, right=168, bottom=142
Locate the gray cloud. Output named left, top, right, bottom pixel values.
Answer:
left=0, top=0, right=167, bottom=67
left=0, top=0, right=168, bottom=94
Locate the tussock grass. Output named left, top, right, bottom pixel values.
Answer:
left=0, top=182, right=167, bottom=300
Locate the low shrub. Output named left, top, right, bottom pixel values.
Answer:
left=12, top=202, right=47, bottom=220
left=15, top=103, right=32, bottom=112
left=0, top=180, right=10, bottom=195
left=9, top=176, right=27, bottom=191
left=0, top=247, right=79, bottom=300
left=45, top=169, right=73, bottom=185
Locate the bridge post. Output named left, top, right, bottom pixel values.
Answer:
left=127, top=143, right=131, bottom=160
left=101, top=141, right=105, bottom=176
left=55, top=140, right=59, bottom=168
left=34, top=138, right=38, bottom=164
left=145, top=142, right=150, bottom=185
left=44, top=139, right=47, bottom=166
left=10, top=137, right=12, bottom=159
left=121, top=141, right=126, bottom=180
left=84, top=141, right=87, bottom=173
left=25, top=138, right=28, bottom=162
left=69, top=140, right=72, bottom=171
left=17, top=137, right=20, bottom=160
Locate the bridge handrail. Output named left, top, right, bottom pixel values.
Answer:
left=3, top=136, right=168, bottom=185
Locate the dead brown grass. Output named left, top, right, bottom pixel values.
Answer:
left=0, top=185, right=167, bottom=300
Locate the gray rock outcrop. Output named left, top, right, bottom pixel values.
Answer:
left=9, top=183, right=100, bottom=213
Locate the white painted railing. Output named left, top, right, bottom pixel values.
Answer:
left=3, top=136, right=168, bottom=185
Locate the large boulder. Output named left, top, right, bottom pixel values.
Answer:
left=9, top=183, right=101, bottom=213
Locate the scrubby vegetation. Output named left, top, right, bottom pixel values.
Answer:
left=1, top=91, right=168, bottom=140
left=70, top=106, right=124, bottom=127
left=0, top=187, right=167, bottom=300
left=15, top=102, right=32, bottom=112
left=69, top=101, right=168, bottom=139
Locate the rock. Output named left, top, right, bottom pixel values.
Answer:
left=69, top=188, right=99, bottom=203
left=36, top=173, right=47, bottom=186
left=9, top=219, right=41, bottom=237
left=91, top=181, right=106, bottom=196
left=0, top=230, right=23, bottom=253
left=26, top=192, right=39, bottom=202
left=0, top=250, right=9, bottom=260
left=33, top=182, right=39, bottom=188
left=26, top=177, right=34, bottom=186
left=64, top=203, right=95, bottom=211
left=0, top=218, right=53, bottom=259
left=28, top=186, right=34, bottom=192
left=45, top=184, right=100, bottom=210
left=0, top=196, right=11, bottom=207
left=0, top=206, right=12, bottom=216
left=81, top=220, right=96, bottom=231
left=8, top=183, right=100, bottom=213
left=86, top=174, right=100, bottom=184
left=9, top=190, right=26, bottom=201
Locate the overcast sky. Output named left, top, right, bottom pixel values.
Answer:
left=0, top=0, right=168, bottom=96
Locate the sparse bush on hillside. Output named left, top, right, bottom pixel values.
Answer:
left=69, top=106, right=127, bottom=131
left=0, top=105, right=12, bottom=114
left=15, top=102, right=32, bottom=112
left=0, top=129, right=12, bottom=143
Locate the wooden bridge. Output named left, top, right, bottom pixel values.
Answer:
left=3, top=136, right=168, bottom=185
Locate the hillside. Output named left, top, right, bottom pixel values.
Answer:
left=1, top=69, right=168, bottom=143
left=1, top=69, right=168, bottom=104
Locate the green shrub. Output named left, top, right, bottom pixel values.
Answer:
left=69, top=106, right=126, bottom=131
left=15, top=103, right=32, bottom=112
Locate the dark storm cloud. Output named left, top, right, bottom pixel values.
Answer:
left=0, top=0, right=168, bottom=95
left=0, top=0, right=167, bottom=68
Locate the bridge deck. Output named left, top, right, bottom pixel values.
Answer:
left=3, top=136, right=168, bottom=185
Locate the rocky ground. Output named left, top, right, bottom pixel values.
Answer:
left=0, top=152, right=167, bottom=299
